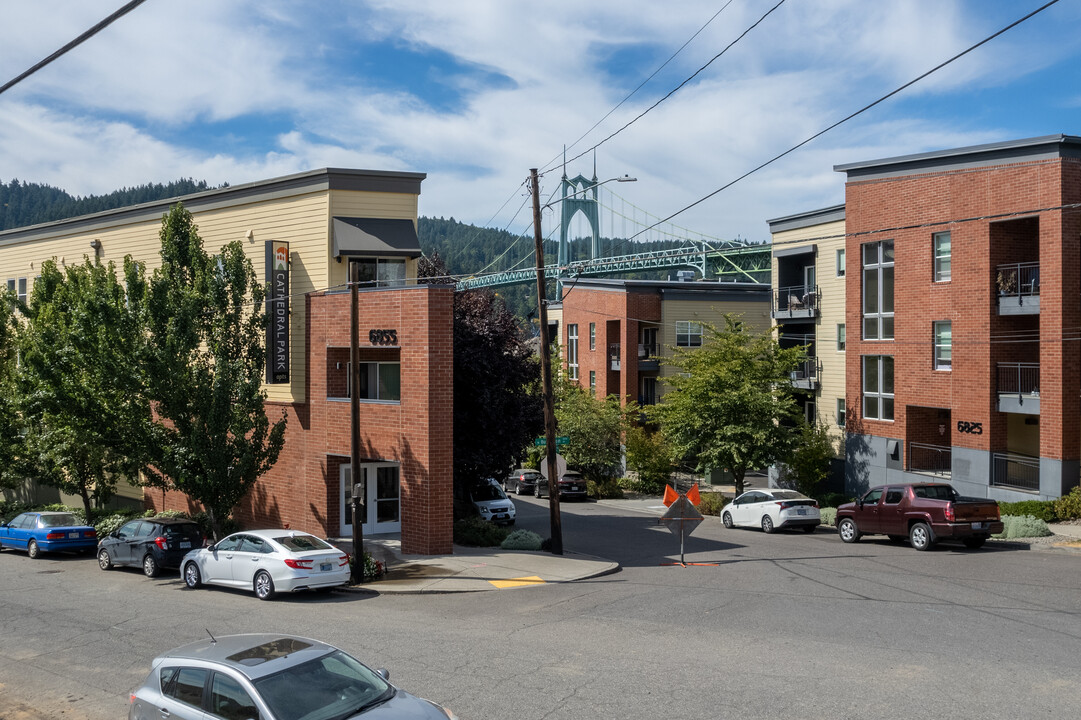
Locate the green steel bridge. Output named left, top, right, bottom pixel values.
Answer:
left=457, top=172, right=771, bottom=291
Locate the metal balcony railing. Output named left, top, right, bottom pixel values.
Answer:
left=996, top=262, right=1040, bottom=299
left=997, top=362, right=1039, bottom=397
left=638, top=343, right=658, bottom=359
left=992, top=452, right=1040, bottom=492
left=772, top=285, right=820, bottom=315
left=909, top=443, right=951, bottom=476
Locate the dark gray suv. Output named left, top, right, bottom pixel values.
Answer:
left=98, top=517, right=204, bottom=578
left=505, top=468, right=544, bottom=496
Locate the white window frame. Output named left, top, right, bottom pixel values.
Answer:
left=676, top=320, right=703, bottom=347
left=933, top=231, right=951, bottom=282
left=862, top=240, right=894, bottom=341
left=862, top=355, right=894, bottom=421
left=589, top=370, right=596, bottom=390
left=934, top=321, right=952, bottom=371
left=589, top=322, right=596, bottom=351
left=567, top=324, right=579, bottom=380
left=837, top=323, right=846, bottom=352
left=836, top=398, right=846, bottom=428
left=836, top=248, right=846, bottom=277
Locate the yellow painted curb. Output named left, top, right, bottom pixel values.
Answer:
left=489, top=576, right=546, bottom=589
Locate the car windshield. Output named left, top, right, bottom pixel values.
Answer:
left=252, top=650, right=392, bottom=720
left=913, top=485, right=958, bottom=501
left=472, top=484, right=506, bottom=501
left=39, top=513, right=80, bottom=527
left=274, top=535, right=333, bottom=552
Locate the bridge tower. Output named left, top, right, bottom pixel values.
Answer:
left=558, top=160, right=601, bottom=269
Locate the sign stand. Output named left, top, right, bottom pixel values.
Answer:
left=659, top=484, right=719, bottom=567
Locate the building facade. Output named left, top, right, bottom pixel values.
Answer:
left=0, top=169, right=454, bottom=553
left=554, top=278, right=771, bottom=406
left=838, top=134, right=1081, bottom=501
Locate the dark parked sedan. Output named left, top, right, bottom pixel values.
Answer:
left=506, top=468, right=543, bottom=496
left=98, top=517, right=204, bottom=577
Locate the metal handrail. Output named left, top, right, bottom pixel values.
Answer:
left=997, top=362, right=1039, bottom=397
left=991, top=452, right=1040, bottom=492
left=996, top=262, right=1040, bottom=301
left=772, top=284, right=820, bottom=313
left=909, top=442, right=951, bottom=476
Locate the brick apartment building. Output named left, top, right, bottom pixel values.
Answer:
left=838, top=134, right=1081, bottom=501
left=0, top=169, right=454, bottom=553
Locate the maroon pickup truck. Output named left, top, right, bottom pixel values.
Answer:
left=836, top=483, right=1004, bottom=551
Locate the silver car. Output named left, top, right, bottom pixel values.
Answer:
left=128, top=634, right=457, bottom=720
left=181, top=529, right=350, bottom=600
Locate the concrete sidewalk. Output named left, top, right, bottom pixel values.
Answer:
left=334, top=537, right=619, bottom=593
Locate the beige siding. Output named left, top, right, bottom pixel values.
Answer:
left=657, top=298, right=772, bottom=383
left=771, top=218, right=847, bottom=445
left=327, top=190, right=422, bottom=290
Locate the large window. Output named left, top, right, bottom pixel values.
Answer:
left=933, top=231, right=951, bottom=282
left=676, top=320, right=703, bottom=347
left=567, top=324, right=579, bottom=380
left=351, top=362, right=400, bottom=402
left=349, top=258, right=406, bottom=288
left=934, top=321, right=952, bottom=371
left=862, top=355, right=894, bottom=421
left=589, top=323, right=596, bottom=351
left=862, top=240, right=894, bottom=340
left=8, top=277, right=27, bottom=303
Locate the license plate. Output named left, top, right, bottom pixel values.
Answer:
left=180, top=541, right=191, bottom=549
left=570, top=486, right=579, bottom=491
left=320, top=563, right=332, bottom=572
left=796, top=509, right=806, bottom=515
left=69, top=532, right=80, bottom=538
left=971, top=522, right=986, bottom=530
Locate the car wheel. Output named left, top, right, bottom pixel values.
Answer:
left=143, top=554, right=160, bottom=578
left=27, top=540, right=40, bottom=559
left=838, top=518, right=861, bottom=543
left=97, top=548, right=113, bottom=570
left=722, top=512, right=734, bottom=529
left=803, top=524, right=817, bottom=534
left=184, top=563, right=202, bottom=589
left=909, top=522, right=935, bottom=551
left=515, top=482, right=523, bottom=496
left=254, top=570, right=276, bottom=600
left=761, top=515, right=775, bottom=534
left=962, top=537, right=986, bottom=550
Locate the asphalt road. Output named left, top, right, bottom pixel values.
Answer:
left=2, top=496, right=1080, bottom=720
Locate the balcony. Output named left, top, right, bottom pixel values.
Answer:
left=997, top=362, right=1039, bottom=414
left=609, top=343, right=621, bottom=371
left=637, top=342, right=659, bottom=371
left=992, top=452, right=1040, bottom=493
left=908, top=442, right=951, bottom=477
left=772, top=285, right=819, bottom=320
left=997, top=262, right=1040, bottom=315
left=789, top=357, right=821, bottom=390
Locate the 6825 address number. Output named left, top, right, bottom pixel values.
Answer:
left=956, top=421, right=983, bottom=435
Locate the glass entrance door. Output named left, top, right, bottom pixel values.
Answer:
left=339, top=463, right=401, bottom=536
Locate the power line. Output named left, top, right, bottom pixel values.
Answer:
left=630, top=0, right=1063, bottom=241
left=0, top=0, right=150, bottom=97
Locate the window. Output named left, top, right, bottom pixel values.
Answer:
left=589, top=370, right=596, bottom=390
left=589, top=323, right=596, bottom=351
left=884, top=488, right=904, bottom=504
left=349, top=258, right=406, bottom=288
left=837, top=324, right=846, bottom=352
left=836, top=248, right=846, bottom=277
left=210, top=673, right=259, bottom=720
left=5, top=279, right=13, bottom=293
left=356, top=362, right=400, bottom=401
left=836, top=398, right=846, bottom=428
left=676, top=320, right=702, bottom=347
left=567, top=324, right=579, bottom=380
left=862, top=355, right=894, bottom=421
left=933, top=231, right=951, bottom=282
left=862, top=488, right=883, bottom=505
left=162, top=667, right=208, bottom=709
left=862, top=240, right=894, bottom=340
left=17, top=278, right=26, bottom=303
left=934, top=321, right=952, bottom=371
left=7, top=277, right=27, bottom=303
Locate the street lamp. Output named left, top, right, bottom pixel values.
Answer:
left=545, top=175, right=637, bottom=209
left=530, top=170, right=636, bottom=555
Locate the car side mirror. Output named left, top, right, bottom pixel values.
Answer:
left=206, top=544, right=216, bottom=553
left=377, top=668, right=390, bottom=681
left=110, top=531, right=119, bottom=538
left=856, top=498, right=863, bottom=508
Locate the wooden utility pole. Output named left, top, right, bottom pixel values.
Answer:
left=349, top=260, right=365, bottom=582
left=531, top=168, right=563, bottom=555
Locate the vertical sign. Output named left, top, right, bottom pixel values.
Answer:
left=265, top=241, right=289, bottom=384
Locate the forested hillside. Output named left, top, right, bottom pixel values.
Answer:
left=2, top=180, right=691, bottom=321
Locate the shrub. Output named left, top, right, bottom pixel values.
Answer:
left=189, top=512, right=240, bottom=540
left=1053, top=486, right=1081, bottom=521
left=784, top=421, right=837, bottom=496
left=618, top=475, right=668, bottom=495
left=453, top=516, right=510, bottom=547
left=348, top=551, right=386, bottom=580
left=994, top=514, right=1053, bottom=539
left=697, top=493, right=728, bottom=516
left=817, top=493, right=851, bottom=509
left=625, top=425, right=674, bottom=490
left=998, top=499, right=1058, bottom=523
left=588, top=477, right=624, bottom=499
left=500, top=529, right=543, bottom=551
left=0, top=501, right=33, bottom=522
left=94, top=512, right=138, bottom=537
left=819, top=508, right=837, bottom=527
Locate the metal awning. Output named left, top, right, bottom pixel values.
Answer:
left=332, top=217, right=421, bottom=259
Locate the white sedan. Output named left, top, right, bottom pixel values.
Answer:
left=181, top=529, right=350, bottom=600
left=722, top=489, right=820, bottom=533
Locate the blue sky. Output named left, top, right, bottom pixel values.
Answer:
left=2, top=0, right=1080, bottom=264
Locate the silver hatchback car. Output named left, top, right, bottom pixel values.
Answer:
left=128, top=634, right=457, bottom=720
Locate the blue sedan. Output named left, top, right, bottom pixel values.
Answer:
left=0, top=511, right=98, bottom=559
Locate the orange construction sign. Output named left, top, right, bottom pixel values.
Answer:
left=663, top=483, right=702, bottom=507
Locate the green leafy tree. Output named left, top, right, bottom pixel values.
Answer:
left=140, top=204, right=287, bottom=539
left=555, top=385, right=629, bottom=483
left=781, top=420, right=837, bottom=497
left=625, top=424, right=674, bottom=493
left=0, top=288, right=25, bottom=492
left=16, top=258, right=152, bottom=518
left=647, top=316, right=804, bottom=496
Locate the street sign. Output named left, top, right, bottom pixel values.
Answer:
left=535, top=436, right=569, bottom=447
left=660, top=495, right=705, bottom=566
